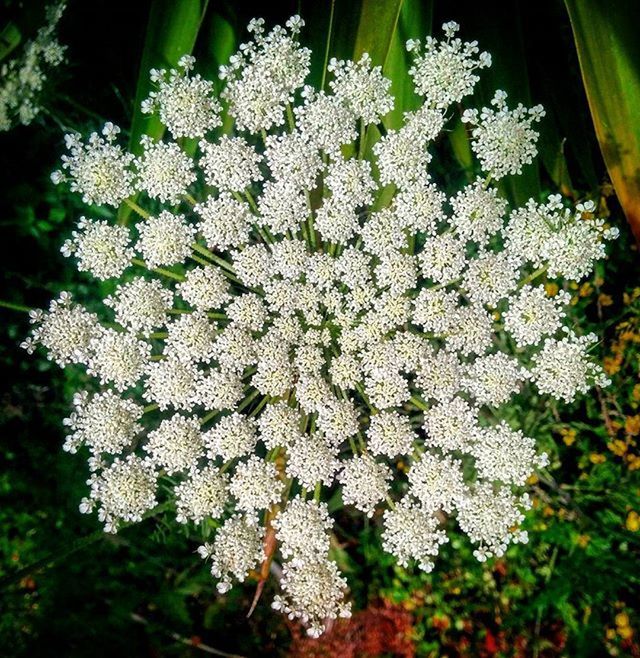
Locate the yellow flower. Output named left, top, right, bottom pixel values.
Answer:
left=560, top=427, right=577, bottom=446
left=615, top=612, right=630, bottom=627
left=608, top=440, right=627, bottom=457
left=579, top=282, right=593, bottom=297
left=627, top=455, right=640, bottom=471
left=626, top=511, right=640, bottom=532
left=576, top=534, right=590, bottom=548
left=603, top=356, right=621, bottom=376
left=598, top=293, right=613, bottom=307
left=619, top=625, right=633, bottom=639
left=625, top=415, right=640, bottom=436
left=589, top=453, right=606, bottom=464
left=545, top=282, right=559, bottom=297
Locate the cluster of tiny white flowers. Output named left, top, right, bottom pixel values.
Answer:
left=406, top=21, right=491, bottom=108
left=0, top=1, right=67, bottom=131
left=27, top=17, right=617, bottom=637
left=61, top=216, right=134, bottom=280
left=462, top=90, right=545, bottom=179
left=52, top=123, right=136, bottom=206
left=142, top=55, right=222, bottom=139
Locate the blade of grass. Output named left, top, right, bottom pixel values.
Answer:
left=565, top=0, right=640, bottom=240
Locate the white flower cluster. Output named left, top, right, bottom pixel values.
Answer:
left=27, top=17, right=617, bottom=637
left=0, top=1, right=66, bottom=131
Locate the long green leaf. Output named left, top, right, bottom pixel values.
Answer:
left=383, top=0, right=432, bottom=130
left=565, top=0, right=640, bottom=240
left=352, top=0, right=404, bottom=67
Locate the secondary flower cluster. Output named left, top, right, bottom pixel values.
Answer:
left=26, top=17, right=616, bottom=637
left=0, top=1, right=67, bottom=131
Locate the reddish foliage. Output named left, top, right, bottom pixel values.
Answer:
left=287, top=600, right=415, bottom=658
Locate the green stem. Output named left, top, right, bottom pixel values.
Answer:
left=409, top=395, right=429, bottom=411
left=192, top=243, right=236, bottom=275
left=244, top=189, right=259, bottom=214
left=124, top=198, right=151, bottom=219
left=358, top=119, right=366, bottom=159
left=320, top=0, right=336, bottom=92
left=131, top=258, right=184, bottom=282
left=200, top=410, right=219, bottom=426
left=286, top=103, right=296, bottom=132
left=0, top=299, right=32, bottom=313
left=519, top=265, right=548, bottom=288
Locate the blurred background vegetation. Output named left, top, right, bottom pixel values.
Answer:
left=1, top=0, right=639, bottom=656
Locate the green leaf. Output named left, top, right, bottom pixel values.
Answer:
left=352, top=0, right=404, bottom=68
left=383, top=0, right=432, bottom=129
left=565, top=0, right=640, bottom=240
left=0, top=22, right=21, bottom=62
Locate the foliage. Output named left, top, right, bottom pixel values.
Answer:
left=566, top=0, right=640, bottom=241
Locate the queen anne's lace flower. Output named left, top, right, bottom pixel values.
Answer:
left=503, top=285, right=570, bottom=348
left=407, top=21, right=491, bottom=108
left=272, top=559, right=351, bottom=638
left=457, top=484, right=531, bottom=561
left=87, top=328, right=150, bottom=391
left=199, top=135, right=263, bottom=191
left=471, top=422, right=549, bottom=486
left=0, top=1, right=67, bottom=131
left=62, top=217, right=133, bottom=280
left=229, top=455, right=284, bottom=512
left=53, top=123, right=135, bottom=206
left=142, top=55, right=222, bottom=139
left=220, top=16, right=310, bottom=133
left=408, top=452, right=468, bottom=512
left=24, top=292, right=99, bottom=365
left=273, top=497, right=332, bottom=561
left=198, top=514, right=264, bottom=593
left=177, top=266, right=230, bottom=310
left=175, top=466, right=229, bottom=523
left=531, top=331, right=610, bottom=402
left=105, top=277, right=173, bottom=335
left=29, top=14, right=616, bottom=637
left=135, top=136, right=196, bottom=203
left=382, top=498, right=449, bottom=572
left=136, top=211, right=195, bottom=269
left=462, top=352, right=528, bottom=406
left=144, top=414, right=204, bottom=474
left=80, top=455, right=157, bottom=533
left=203, top=413, right=257, bottom=462
left=462, top=90, right=545, bottom=179
left=450, top=178, right=507, bottom=244
left=328, top=53, right=393, bottom=125
left=338, top=454, right=392, bottom=516
left=63, top=390, right=143, bottom=456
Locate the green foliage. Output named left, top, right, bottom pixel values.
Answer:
left=566, top=0, right=640, bottom=241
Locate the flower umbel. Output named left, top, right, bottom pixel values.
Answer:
left=26, top=17, right=616, bottom=637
